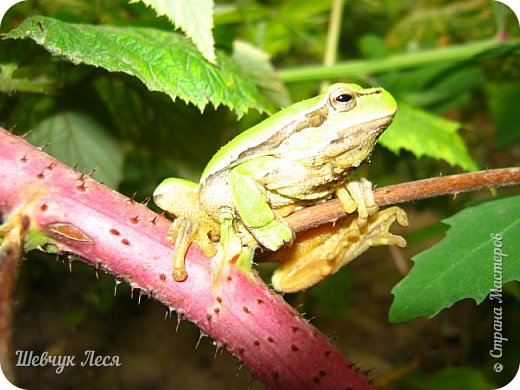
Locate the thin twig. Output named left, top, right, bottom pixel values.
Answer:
left=286, top=167, right=520, bottom=233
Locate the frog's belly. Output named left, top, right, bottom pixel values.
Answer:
left=199, top=159, right=351, bottom=221
left=260, top=159, right=351, bottom=207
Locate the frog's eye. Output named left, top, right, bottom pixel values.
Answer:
left=329, top=90, right=356, bottom=111
left=336, top=94, right=353, bottom=103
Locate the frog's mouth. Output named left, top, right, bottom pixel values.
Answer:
left=330, top=114, right=394, bottom=168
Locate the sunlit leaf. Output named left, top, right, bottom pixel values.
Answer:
left=131, top=0, right=216, bottom=64
left=5, top=16, right=269, bottom=116
left=380, top=102, right=478, bottom=171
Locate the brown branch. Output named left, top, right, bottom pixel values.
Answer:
left=287, top=167, right=520, bottom=233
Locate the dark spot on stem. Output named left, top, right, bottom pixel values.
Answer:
left=242, top=306, right=250, bottom=314
left=159, top=274, right=166, bottom=281
left=129, top=216, right=139, bottom=224
left=20, top=155, right=28, bottom=163
left=271, top=370, right=279, bottom=381
left=110, top=228, right=120, bottom=235
left=324, top=350, right=332, bottom=357
left=216, top=296, right=223, bottom=304
left=121, top=238, right=130, bottom=245
left=256, top=299, right=264, bottom=305
left=213, top=307, right=220, bottom=314
left=291, top=326, right=300, bottom=333
left=76, top=183, right=87, bottom=192
left=253, top=340, right=260, bottom=347
left=267, top=337, right=274, bottom=343
left=40, top=203, right=48, bottom=212
left=290, top=344, right=299, bottom=352
left=37, top=172, right=45, bottom=179
left=48, top=223, right=92, bottom=243
left=21, top=215, right=30, bottom=231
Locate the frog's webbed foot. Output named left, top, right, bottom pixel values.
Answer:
left=336, top=178, right=378, bottom=227
left=271, top=206, right=408, bottom=293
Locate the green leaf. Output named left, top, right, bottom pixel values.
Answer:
left=27, top=111, right=123, bottom=188
left=232, top=40, right=290, bottom=110
left=131, top=0, right=216, bottom=64
left=486, top=82, right=520, bottom=147
left=425, top=367, right=494, bottom=390
left=379, top=102, right=478, bottom=171
left=5, top=16, right=269, bottom=117
left=390, top=195, right=520, bottom=322
left=309, top=266, right=352, bottom=319
left=396, top=367, right=495, bottom=390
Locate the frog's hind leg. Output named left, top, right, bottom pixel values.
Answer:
left=271, top=206, right=408, bottom=292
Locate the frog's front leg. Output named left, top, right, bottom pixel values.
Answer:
left=153, top=178, right=217, bottom=282
left=271, top=206, right=408, bottom=293
left=211, top=210, right=256, bottom=286
left=336, top=178, right=378, bottom=227
left=229, top=161, right=295, bottom=251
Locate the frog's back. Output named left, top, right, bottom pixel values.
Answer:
left=200, top=94, right=326, bottom=182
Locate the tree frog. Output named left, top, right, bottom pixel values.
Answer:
left=153, top=83, right=407, bottom=291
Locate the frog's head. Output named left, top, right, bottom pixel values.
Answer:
left=320, top=83, right=397, bottom=168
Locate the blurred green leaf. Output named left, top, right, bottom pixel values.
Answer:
left=64, top=307, right=87, bottom=326
left=486, top=82, right=520, bottom=147
left=396, top=366, right=495, bottom=390
left=27, top=111, right=123, bottom=188
left=232, top=40, right=290, bottom=110
left=5, top=15, right=269, bottom=117
left=426, top=367, right=494, bottom=390
left=379, top=102, right=478, bottom=171
left=309, top=266, right=352, bottom=318
left=131, top=0, right=216, bottom=64
left=390, top=195, right=520, bottom=322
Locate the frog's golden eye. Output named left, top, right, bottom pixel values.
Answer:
left=329, top=90, right=356, bottom=111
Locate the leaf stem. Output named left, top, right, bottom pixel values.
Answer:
left=279, top=39, right=520, bottom=82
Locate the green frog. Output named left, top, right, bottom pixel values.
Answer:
left=153, top=83, right=407, bottom=292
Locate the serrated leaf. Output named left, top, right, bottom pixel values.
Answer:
left=379, top=102, right=478, bottom=171
left=131, top=0, right=216, bottom=64
left=5, top=16, right=269, bottom=117
left=27, top=111, right=122, bottom=188
left=390, top=195, right=520, bottom=322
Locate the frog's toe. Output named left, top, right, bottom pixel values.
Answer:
left=172, top=268, right=188, bottom=282
left=365, top=206, right=408, bottom=247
